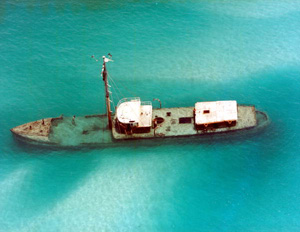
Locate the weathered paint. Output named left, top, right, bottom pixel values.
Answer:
left=10, top=106, right=268, bottom=147
left=112, top=105, right=256, bottom=140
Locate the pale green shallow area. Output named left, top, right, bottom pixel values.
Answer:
left=50, top=116, right=113, bottom=145
left=1, top=1, right=300, bottom=232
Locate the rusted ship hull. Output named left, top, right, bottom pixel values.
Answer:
left=10, top=105, right=269, bottom=147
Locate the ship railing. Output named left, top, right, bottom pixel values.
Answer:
left=117, top=97, right=141, bottom=108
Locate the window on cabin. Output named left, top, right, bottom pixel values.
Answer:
left=203, top=110, right=210, bottom=114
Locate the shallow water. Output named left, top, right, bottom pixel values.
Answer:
left=1, top=1, right=300, bottom=231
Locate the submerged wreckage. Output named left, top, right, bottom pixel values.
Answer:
left=11, top=55, right=269, bottom=147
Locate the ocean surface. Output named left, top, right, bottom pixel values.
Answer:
left=1, top=1, right=300, bottom=231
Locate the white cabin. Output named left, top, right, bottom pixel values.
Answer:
left=195, top=101, right=237, bottom=125
left=116, top=97, right=152, bottom=128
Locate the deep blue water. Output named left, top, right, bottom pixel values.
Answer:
left=1, top=1, right=300, bottom=231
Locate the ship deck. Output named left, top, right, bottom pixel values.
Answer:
left=11, top=105, right=267, bottom=147
left=49, top=115, right=113, bottom=145
left=11, top=115, right=113, bottom=146
left=112, top=105, right=257, bottom=140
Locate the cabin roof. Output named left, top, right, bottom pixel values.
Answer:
left=195, top=101, right=237, bottom=125
left=116, top=98, right=152, bottom=127
left=117, top=99, right=141, bottom=124
left=139, top=105, right=152, bottom=127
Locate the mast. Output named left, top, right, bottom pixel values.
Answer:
left=101, top=56, right=113, bottom=129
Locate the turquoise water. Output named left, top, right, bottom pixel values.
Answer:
left=1, top=1, right=300, bottom=231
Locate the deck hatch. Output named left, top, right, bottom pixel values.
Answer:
left=179, top=117, right=192, bottom=124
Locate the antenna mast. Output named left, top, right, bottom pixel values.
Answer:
left=101, top=55, right=113, bottom=129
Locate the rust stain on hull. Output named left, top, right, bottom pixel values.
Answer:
left=10, top=118, right=52, bottom=142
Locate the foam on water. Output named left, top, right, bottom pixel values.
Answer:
left=1, top=1, right=300, bottom=231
